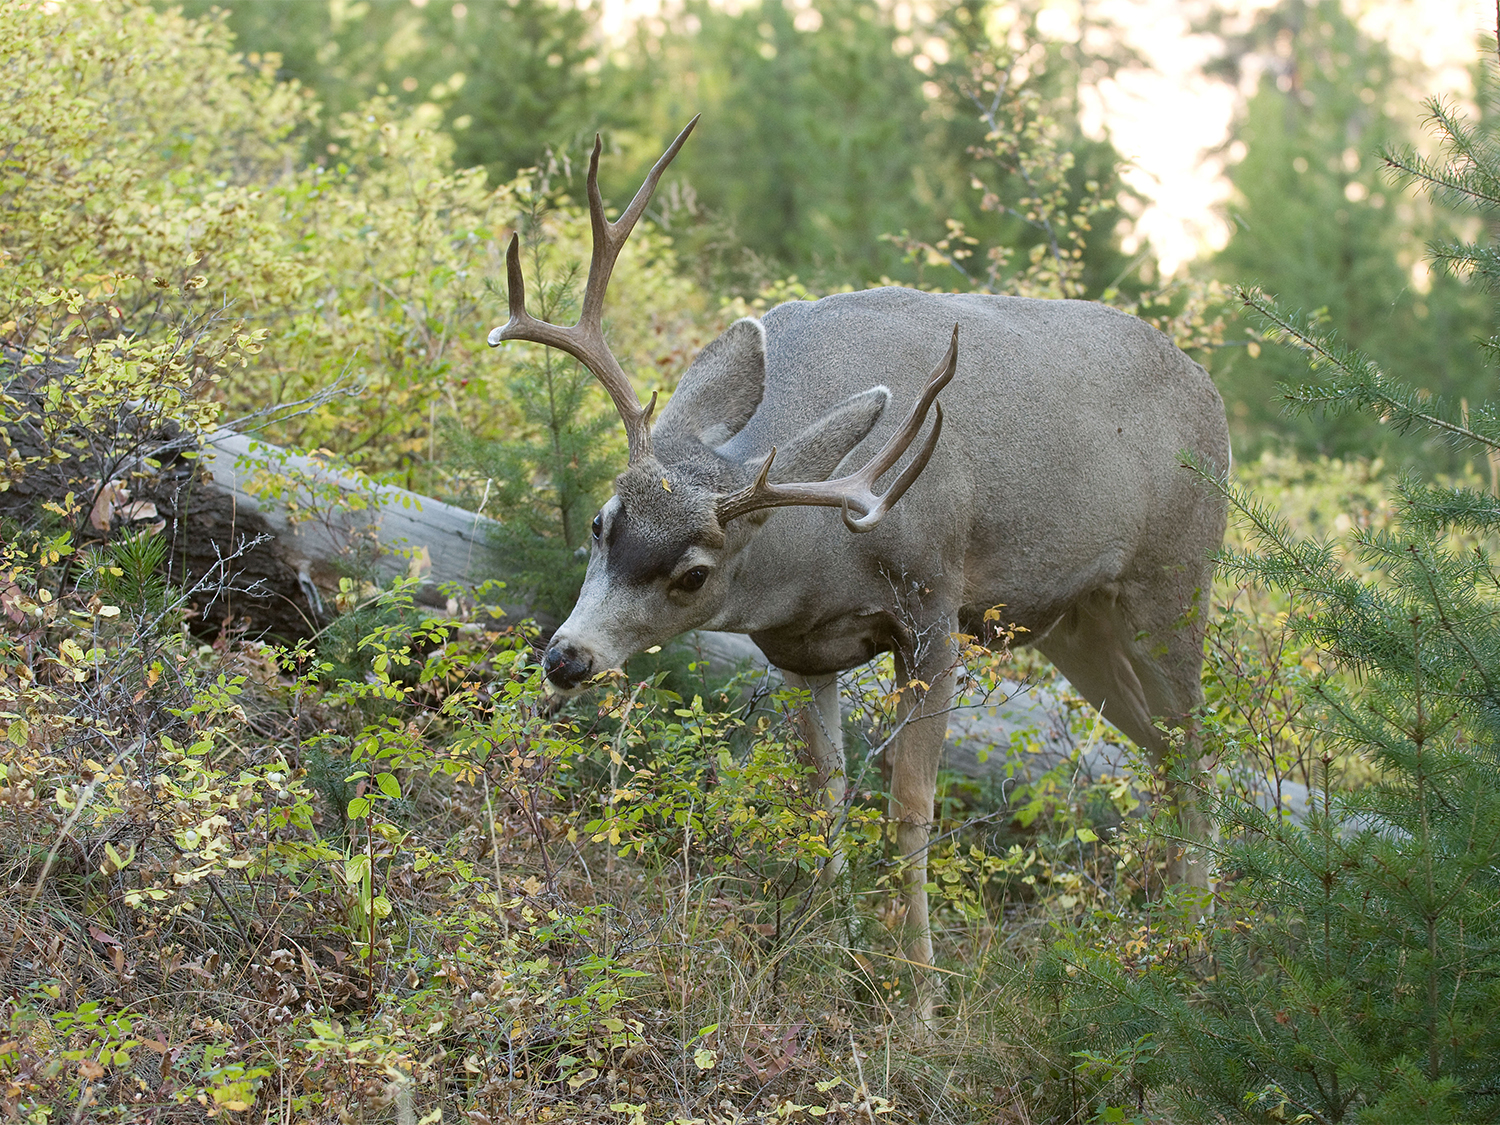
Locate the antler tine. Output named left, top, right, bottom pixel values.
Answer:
left=488, top=116, right=699, bottom=464
left=716, top=324, right=960, bottom=531
left=581, top=115, right=700, bottom=326
left=842, top=401, right=944, bottom=532
left=504, top=233, right=529, bottom=325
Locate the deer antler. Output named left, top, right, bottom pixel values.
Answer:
left=488, top=117, right=700, bottom=464
left=716, top=325, right=959, bottom=533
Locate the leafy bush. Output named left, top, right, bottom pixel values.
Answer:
left=2, top=0, right=713, bottom=495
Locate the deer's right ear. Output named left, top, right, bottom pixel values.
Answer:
left=654, top=318, right=766, bottom=452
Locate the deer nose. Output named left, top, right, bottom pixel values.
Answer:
left=542, top=641, right=593, bottom=690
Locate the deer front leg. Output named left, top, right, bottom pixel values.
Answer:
left=784, top=670, right=846, bottom=886
left=890, top=645, right=958, bottom=1022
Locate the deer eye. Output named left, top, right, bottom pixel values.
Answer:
left=591, top=513, right=603, bottom=541
left=675, top=566, right=709, bottom=592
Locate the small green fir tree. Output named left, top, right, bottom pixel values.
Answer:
left=1054, top=36, right=1500, bottom=1125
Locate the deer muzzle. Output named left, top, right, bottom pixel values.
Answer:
left=541, top=638, right=596, bottom=692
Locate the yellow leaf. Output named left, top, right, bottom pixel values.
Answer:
left=103, top=841, right=136, bottom=874
left=407, top=545, right=431, bottom=580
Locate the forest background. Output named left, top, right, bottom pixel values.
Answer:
left=3, top=0, right=1499, bottom=1121
left=177, top=0, right=1498, bottom=473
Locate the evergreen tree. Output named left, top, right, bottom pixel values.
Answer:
left=1203, top=0, right=1490, bottom=468
left=622, top=0, right=1138, bottom=292
left=624, top=0, right=966, bottom=287
left=171, top=0, right=616, bottom=181
left=1057, top=37, right=1500, bottom=1125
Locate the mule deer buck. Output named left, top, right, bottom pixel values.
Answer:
left=491, top=119, right=1229, bottom=1001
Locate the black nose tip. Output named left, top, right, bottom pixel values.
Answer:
left=542, top=642, right=592, bottom=690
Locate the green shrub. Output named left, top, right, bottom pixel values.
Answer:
left=1, top=0, right=713, bottom=494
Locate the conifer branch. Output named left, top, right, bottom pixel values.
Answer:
left=1239, top=287, right=1500, bottom=452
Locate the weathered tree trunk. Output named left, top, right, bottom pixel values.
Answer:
left=182, top=431, right=522, bottom=641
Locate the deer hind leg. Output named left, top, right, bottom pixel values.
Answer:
left=1125, top=577, right=1215, bottom=892
left=1036, top=585, right=1211, bottom=889
left=889, top=645, right=959, bottom=1027
left=783, top=670, right=847, bottom=887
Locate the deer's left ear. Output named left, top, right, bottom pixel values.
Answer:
left=654, top=318, right=766, bottom=452
left=769, top=386, right=890, bottom=483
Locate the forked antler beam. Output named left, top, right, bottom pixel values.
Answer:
left=716, top=325, right=959, bottom=533
left=487, top=116, right=701, bottom=464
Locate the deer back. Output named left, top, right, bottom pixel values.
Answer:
left=711, top=287, right=1229, bottom=635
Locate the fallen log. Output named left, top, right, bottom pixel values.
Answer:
left=0, top=344, right=516, bottom=641
left=3, top=357, right=1301, bottom=808
left=194, top=430, right=524, bottom=637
